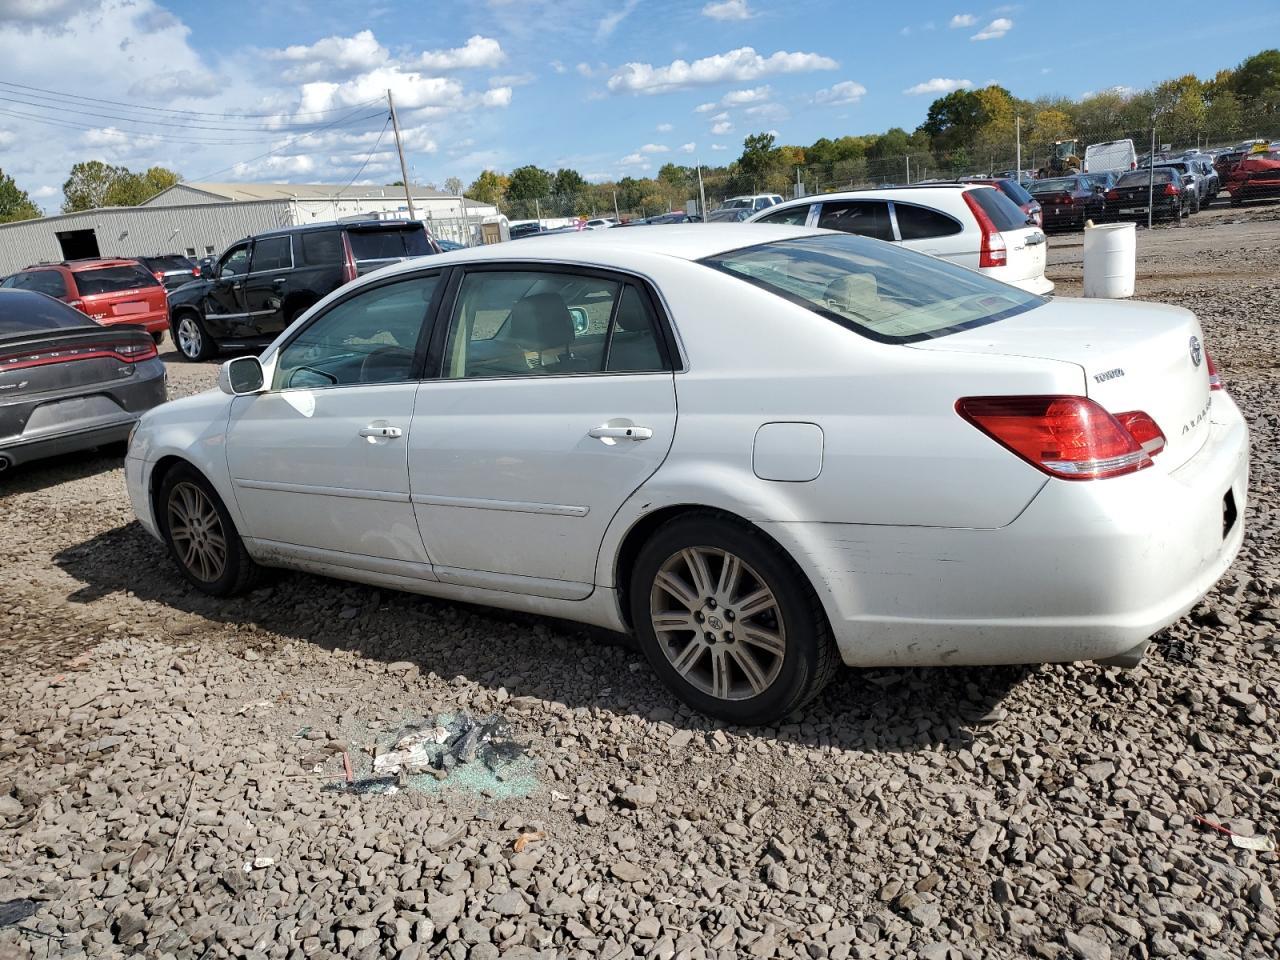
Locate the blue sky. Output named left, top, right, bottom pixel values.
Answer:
left=1, top=0, right=1277, bottom=205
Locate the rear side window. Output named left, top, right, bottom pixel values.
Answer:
left=893, top=203, right=963, bottom=241
left=72, top=266, right=158, bottom=295
left=347, top=227, right=430, bottom=261
left=817, top=201, right=894, bottom=241
left=7, top=270, right=68, bottom=298
left=301, top=230, right=342, bottom=266
left=755, top=204, right=811, bottom=226
left=250, top=236, right=292, bottom=273
left=965, top=188, right=1030, bottom=231
left=0, top=291, right=90, bottom=333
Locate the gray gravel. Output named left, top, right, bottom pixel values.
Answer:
left=2, top=210, right=1278, bottom=959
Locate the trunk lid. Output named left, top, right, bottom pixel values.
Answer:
left=0, top=325, right=157, bottom=398
left=912, top=297, right=1214, bottom=471
left=1000, top=224, right=1047, bottom=284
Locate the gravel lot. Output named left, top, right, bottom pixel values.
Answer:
left=2, top=206, right=1278, bottom=960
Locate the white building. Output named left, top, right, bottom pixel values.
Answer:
left=0, top=182, right=497, bottom=274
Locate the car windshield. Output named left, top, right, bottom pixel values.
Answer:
left=0, top=291, right=93, bottom=334
left=701, top=234, right=1043, bottom=344
left=346, top=227, right=431, bottom=260
left=1028, top=178, right=1078, bottom=194
left=74, top=265, right=159, bottom=295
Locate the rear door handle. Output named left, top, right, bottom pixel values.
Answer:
left=359, top=425, right=403, bottom=439
left=589, top=425, right=652, bottom=441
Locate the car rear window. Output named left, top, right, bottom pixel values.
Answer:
left=0, top=291, right=93, bottom=334
left=995, top=179, right=1034, bottom=205
left=149, top=256, right=193, bottom=272
left=1027, top=178, right=1079, bottom=195
left=346, top=227, right=430, bottom=261
left=701, top=233, right=1042, bottom=344
left=966, top=187, right=1031, bottom=231
left=1116, top=170, right=1173, bottom=186
left=74, top=265, right=159, bottom=295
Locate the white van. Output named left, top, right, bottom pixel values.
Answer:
left=1083, top=139, right=1138, bottom=175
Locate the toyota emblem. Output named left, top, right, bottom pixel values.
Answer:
left=1189, top=336, right=1202, bottom=368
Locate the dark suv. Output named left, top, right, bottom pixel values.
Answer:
left=166, top=220, right=440, bottom=361
left=133, top=254, right=201, bottom=291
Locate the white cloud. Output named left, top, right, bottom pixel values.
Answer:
left=721, top=85, right=770, bottom=105
left=639, top=143, right=669, bottom=153
left=656, top=122, right=673, bottom=133
left=745, top=102, right=788, bottom=121
left=597, top=0, right=640, bottom=40
left=694, top=102, right=717, bottom=113
left=708, top=111, right=729, bottom=122
left=481, top=86, right=513, bottom=107
left=711, top=120, right=732, bottom=135
left=680, top=142, right=696, bottom=153
left=0, top=129, right=13, bottom=148
left=618, top=152, right=650, bottom=168
left=550, top=59, right=567, bottom=73
left=710, top=143, right=727, bottom=151
left=971, top=17, right=1012, bottom=40
left=576, top=62, right=596, bottom=77
left=269, top=30, right=387, bottom=80
left=0, top=0, right=105, bottom=25
left=31, top=184, right=58, bottom=199
left=903, top=77, right=974, bottom=95
left=490, top=72, right=535, bottom=87
left=899, top=26, right=911, bottom=36
left=607, top=46, right=837, bottom=95
left=949, top=13, right=977, bottom=28
left=415, top=35, right=505, bottom=70
left=701, top=0, right=752, bottom=20
left=814, top=80, right=866, bottom=105
left=127, top=68, right=220, bottom=99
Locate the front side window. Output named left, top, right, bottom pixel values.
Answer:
left=273, top=274, right=439, bottom=390
left=701, top=233, right=1042, bottom=344
left=442, top=270, right=669, bottom=379
left=816, top=201, right=895, bottom=241
left=893, top=203, right=963, bottom=241
left=755, top=204, right=811, bottom=226
left=219, top=244, right=250, bottom=277
left=250, top=236, right=292, bottom=273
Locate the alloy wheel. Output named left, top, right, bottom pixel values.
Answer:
left=177, top=316, right=202, bottom=359
left=649, top=546, right=786, bottom=701
left=167, top=481, right=227, bottom=583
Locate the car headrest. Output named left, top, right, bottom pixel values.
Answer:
left=509, top=292, right=573, bottom=350
left=824, top=273, right=878, bottom=312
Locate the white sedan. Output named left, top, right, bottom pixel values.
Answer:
left=126, top=225, right=1248, bottom=724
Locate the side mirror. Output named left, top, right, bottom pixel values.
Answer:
left=218, top=356, right=265, bottom=396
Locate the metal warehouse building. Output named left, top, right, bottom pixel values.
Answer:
left=0, top=183, right=498, bottom=275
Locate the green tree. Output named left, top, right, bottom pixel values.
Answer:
left=444, top=176, right=463, bottom=196
left=738, top=132, right=779, bottom=191
left=0, top=168, right=41, bottom=223
left=103, top=166, right=180, bottom=206
left=62, top=160, right=122, bottom=212
left=1232, top=49, right=1280, bottom=113
left=466, top=169, right=507, bottom=206
left=656, top=163, right=691, bottom=185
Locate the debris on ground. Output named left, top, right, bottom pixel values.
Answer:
left=0, top=900, right=37, bottom=928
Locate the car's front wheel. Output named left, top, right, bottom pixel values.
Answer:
left=630, top=513, right=837, bottom=724
left=172, top=311, right=214, bottom=362
left=158, top=464, right=261, bottom=596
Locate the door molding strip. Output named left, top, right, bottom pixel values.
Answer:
left=234, top=478, right=410, bottom=503
left=410, top=493, right=588, bottom=517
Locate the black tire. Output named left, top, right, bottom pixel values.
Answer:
left=171, top=310, right=215, bottom=362
left=151, top=330, right=165, bottom=346
left=157, top=463, right=261, bottom=596
left=629, top=512, right=838, bottom=725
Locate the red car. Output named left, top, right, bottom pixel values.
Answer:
left=1226, top=151, right=1280, bottom=205
left=0, top=259, right=169, bottom=343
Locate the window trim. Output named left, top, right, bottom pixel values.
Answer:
left=246, top=234, right=295, bottom=276
left=268, top=268, right=448, bottom=392
left=422, top=261, right=680, bottom=382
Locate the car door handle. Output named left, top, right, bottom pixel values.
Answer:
left=359, top=425, right=403, bottom=439
left=272, top=277, right=287, bottom=287
left=589, top=424, right=652, bottom=442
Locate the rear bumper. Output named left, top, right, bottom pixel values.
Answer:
left=768, top=392, right=1249, bottom=667
left=97, top=313, right=168, bottom=334
left=1005, top=273, right=1055, bottom=296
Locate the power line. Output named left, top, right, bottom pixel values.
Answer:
left=0, top=106, right=319, bottom=145
left=335, top=116, right=393, bottom=199
left=0, top=79, right=383, bottom=120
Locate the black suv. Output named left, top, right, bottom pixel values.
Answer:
left=167, top=220, right=440, bottom=361
left=133, top=254, right=201, bottom=291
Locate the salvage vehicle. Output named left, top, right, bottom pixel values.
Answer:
left=166, top=220, right=441, bottom=362
left=947, top=177, right=1042, bottom=227
left=0, top=289, right=165, bottom=472
left=132, top=254, right=202, bottom=291
left=1083, top=139, right=1138, bottom=175
left=1027, top=176, right=1107, bottom=230
left=1226, top=149, right=1280, bottom=205
left=1104, top=169, right=1189, bottom=222
left=126, top=226, right=1248, bottom=724
left=747, top=184, right=1052, bottom=294
left=0, top=259, right=169, bottom=344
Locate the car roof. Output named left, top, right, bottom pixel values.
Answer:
left=250, top=219, right=424, bottom=240
left=21, top=258, right=142, bottom=272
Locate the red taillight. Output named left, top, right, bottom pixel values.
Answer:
left=961, top=191, right=1007, bottom=268
left=1163, top=183, right=1178, bottom=197
left=1105, top=189, right=1119, bottom=201
left=1114, top=411, right=1166, bottom=458
left=66, top=298, right=87, bottom=313
left=957, top=396, right=1156, bottom=480
left=152, top=270, right=165, bottom=283
left=191, top=265, right=201, bottom=278
left=1205, top=349, right=1222, bottom=391
left=0, top=340, right=157, bottom=373
left=1058, top=194, right=1074, bottom=205
left=340, top=233, right=358, bottom=284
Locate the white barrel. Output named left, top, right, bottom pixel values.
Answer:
left=1082, top=222, right=1136, bottom=298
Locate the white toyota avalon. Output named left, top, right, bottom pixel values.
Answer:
left=125, top=225, right=1248, bottom=724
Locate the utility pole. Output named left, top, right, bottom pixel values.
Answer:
left=1147, top=122, right=1156, bottom=231
left=697, top=165, right=707, bottom=221
left=387, top=89, right=416, bottom=221
left=612, top=190, right=620, bottom=220
left=535, top=197, right=541, bottom=224
left=1015, top=116, right=1022, bottom=177
left=904, top=155, right=910, bottom=185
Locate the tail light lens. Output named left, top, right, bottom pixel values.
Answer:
left=1114, top=411, right=1166, bottom=457
left=957, top=396, right=1159, bottom=480
left=961, top=191, right=1007, bottom=268
left=1163, top=183, right=1179, bottom=197
left=152, top=270, right=165, bottom=283
left=66, top=298, right=87, bottom=313
left=340, top=233, right=358, bottom=285
left=1205, top=348, right=1222, bottom=391
left=1105, top=189, right=1119, bottom=201
left=191, top=265, right=201, bottom=278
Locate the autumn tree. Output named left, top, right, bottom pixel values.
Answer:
left=0, top=168, right=41, bottom=223
left=62, top=161, right=178, bottom=212
left=466, top=169, right=508, bottom=206
left=444, top=176, right=463, bottom=196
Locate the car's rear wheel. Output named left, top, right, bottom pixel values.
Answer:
left=151, top=330, right=165, bottom=346
left=173, top=311, right=214, bottom=362
left=158, top=464, right=260, bottom=596
left=630, top=514, right=837, bottom=724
